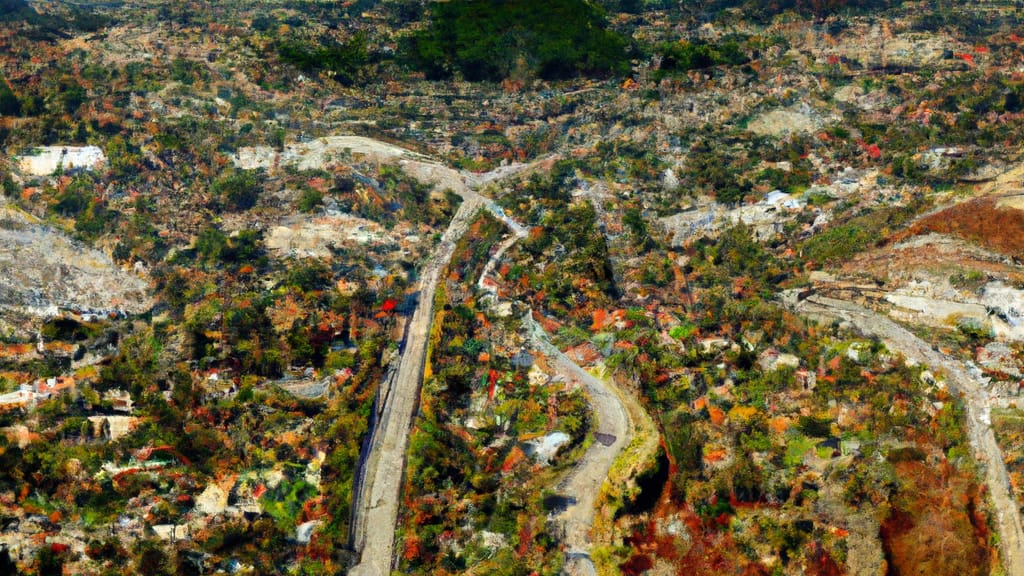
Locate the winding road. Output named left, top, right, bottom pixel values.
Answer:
left=344, top=138, right=633, bottom=576
left=476, top=221, right=635, bottom=573
left=524, top=313, right=632, bottom=575
left=787, top=293, right=1024, bottom=575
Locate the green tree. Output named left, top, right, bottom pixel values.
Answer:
left=211, top=171, right=261, bottom=212
left=61, top=80, right=86, bottom=114
left=195, top=225, right=228, bottom=262
left=277, top=31, right=369, bottom=86
left=0, top=74, right=20, bottom=116
left=406, top=0, right=629, bottom=81
left=297, top=188, right=323, bottom=212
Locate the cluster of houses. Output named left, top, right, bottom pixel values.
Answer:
left=0, top=377, right=132, bottom=413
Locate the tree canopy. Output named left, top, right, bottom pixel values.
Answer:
left=405, top=0, right=630, bottom=81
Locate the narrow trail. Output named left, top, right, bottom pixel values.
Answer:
left=787, top=293, right=1024, bottom=575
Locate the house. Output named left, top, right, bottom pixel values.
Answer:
left=796, top=369, right=817, bottom=391
left=88, top=415, right=140, bottom=441
left=34, top=376, right=75, bottom=397
left=762, top=190, right=805, bottom=211
left=700, top=337, right=732, bottom=353
left=758, top=349, right=801, bottom=372
left=0, top=386, right=41, bottom=411
left=0, top=425, right=39, bottom=447
left=151, top=524, right=190, bottom=542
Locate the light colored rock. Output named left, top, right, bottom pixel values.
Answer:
left=983, top=282, right=1024, bottom=341
left=195, top=483, right=228, bottom=516
left=479, top=530, right=507, bottom=551
left=700, top=338, right=731, bottom=353
left=810, top=271, right=836, bottom=283
left=233, top=137, right=426, bottom=173
left=833, top=84, right=864, bottom=104
left=87, top=415, right=140, bottom=441
left=262, top=468, right=285, bottom=489
left=847, top=341, right=873, bottom=363
left=0, top=203, right=150, bottom=323
left=528, top=364, right=550, bottom=387
left=296, top=520, right=320, bottom=544
left=305, top=450, right=326, bottom=488
left=885, top=293, right=989, bottom=328
left=659, top=205, right=723, bottom=247
left=777, top=353, right=800, bottom=369
left=265, top=215, right=387, bottom=258
left=152, top=524, right=189, bottom=541
left=747, top=104, right=839, bottom=138
left=662, top=168, right=679, bottom=191
left=15, top=146, right=106, bottom=176
left=491, top=300, right=514, bottom=317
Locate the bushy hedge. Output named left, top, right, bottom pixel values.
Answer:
left=653, top=39, right=748, bottom=78
left=706, top=0, right=898, bottom=20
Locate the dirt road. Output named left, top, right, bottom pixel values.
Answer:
left=789, top=294, right=1024, bottom=574
left=474, top=199, right=636, bottom=574
left=524, top=313, right=633, bottom=575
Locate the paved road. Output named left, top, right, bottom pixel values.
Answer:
left=346, top=138, right=637, bottom=575
left=790, top=294, right=1024, bottom=575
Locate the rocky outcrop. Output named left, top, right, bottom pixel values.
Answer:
left=14, top=146, right=106, bottom=177
left=0, top=203, right=150, bottom=330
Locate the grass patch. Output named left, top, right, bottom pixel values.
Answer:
left=783, top=433, right=818, bottom=467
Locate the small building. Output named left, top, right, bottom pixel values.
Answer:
left=758, top=349, right=801, bottom=372
left=0, top=386, right=41, bottom=411
left=34, top=377, right=75, bottom=397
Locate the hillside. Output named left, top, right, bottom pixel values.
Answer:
left=0, top=1, right=1022, bottom=575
